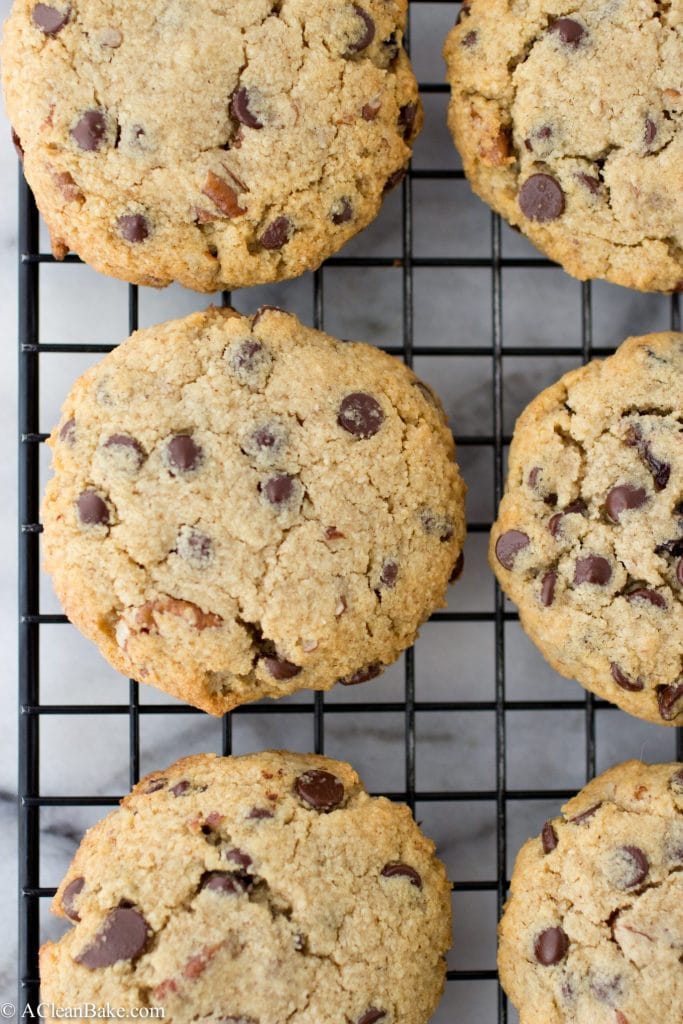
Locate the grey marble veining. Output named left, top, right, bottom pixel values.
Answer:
left=0, top=2, right=678, bottom=1020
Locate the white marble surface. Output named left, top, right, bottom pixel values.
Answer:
left=0, top=1, right=679, bottom=1020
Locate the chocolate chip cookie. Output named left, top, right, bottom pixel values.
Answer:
left=1, top=0, right=421, bottom=290
left=42, top=751, right=452, bottom=1024
left=498, top=760, right=683, bottom=1024
left=490, top=332, right=683, bottom=725
left=42, top=306, right=466, bottom=714
left=444, top=1, right=683, bottom=293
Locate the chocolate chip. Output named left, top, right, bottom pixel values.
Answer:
left=75, top=907, right=149, bottom=969
left=331, top=197, right=353, bottom=225
left=144, top=778, right=166, bottom=794
left=610, top=664, right=644, bottom=692
left=117, top=214, right=149, bottom=244
left=644, top=118, right=657, bottom=147
left=615, top=846, right=649, bottom=888
left=494, top=530, right=529, bottom=570
left=577, top=172, right=600, bottom=194
left=339, top=664, right=383, bottom=686
left=260, top=216, right=291, bottom=250
left=382, top=862, right=422, bottom=888
left=574, top=556, right=611, bottom=586
left=528, top=467, right=541, bottom=489
left=62, top=877, right=85, bottom=921
left=165, top=435, right=202, bottom=473
left=171, top=780, right=191, bottom=797
left=103, top=433, right=145, bottom=466
left=59, top=417, right=75, bottom=444
left=77, top=490, right=109, bottom=527
left=230, top=87, right=263, bottom=129
left=542, top=822, right=558, bottom=853
left=71, top=110, right=109, bottom=152
left=625, top=427, right=670, bottom=490
left=518, top=174, right=565, bottom=222
left=534, top=926, right=568, bottom=965
left=357, top=1010, right=386, bottom=1024
left=11, top=128, right=23, bottom=161
left=461, top=29, right=477, bottom=47
left=657, top=682, right=683, bottom=720
left=247, top=806, right=274, bottom=820
left=262, top=656, right=302, bottom=680
left=549, top=498, right=587, bottom=536
left=670, top=768, right=683, bottom=794
left=398, top=102, right=417, bottom=139
left=225, top=848, right=252, bottom=869
left=251, top=305, right=285, bottom=326
left=200, top=871, right=250, bottom=895
left=678, top=558, right=683, bottom=585
left=384, top=167, right=406, bottom=193
left=456, top=1, right=471, bottom=22
left=626, top=588, right=665, bottom=609
left=177, top=526, right=212, bottom=566
left=228, top=339, right=272, bottom=386
left=550, top=18, right=586, bottom=46
left=362, top=99, right=381, bottom=121
left=450, top=551, right=465, bottom=583
left=605, top=484, right=647, bottom=522
left=295, top=769, right=344, bottom=812
left=421, top=510, right=454, bottom=542
left=262, top=474, right=295, bottom=505
left=32, top=3, right=69, bottom=35
left=346, top=5, right=375, bottom=54
left=380, top=560, right=398, bottom=588
left=569, top=803, right=601, bottom=825
left=541, top=571, right=557, bottom=607
left=338, top=392, right=384, bottom=438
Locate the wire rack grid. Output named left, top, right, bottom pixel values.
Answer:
left=17, top=2, right=683, bottom=1022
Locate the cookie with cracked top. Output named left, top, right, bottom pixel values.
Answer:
left=444, top=0, right=683, bottom=293
left=490, top=332, right=683, bottom=726
left=1, top=0, right=421, bottom=291
left=42, top=306, right=466, bottom=714
left=498, top=760, right=683, bottom=1024
left=42, top=751, right=452, bottom=1024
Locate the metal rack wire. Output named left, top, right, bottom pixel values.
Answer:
left=17, top=2, right=682, bottom=1020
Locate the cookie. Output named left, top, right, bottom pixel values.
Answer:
left=498, top=760, right=683, bottom=1024
left=490, top=332, right=683, bottom=726
left=1, top=0, right=421, bottom=291
left=41, top=750, right=452, bottom=1024
left=444, top=0, right=683, bottom=293
left=42, top=306, right=466, bottom=714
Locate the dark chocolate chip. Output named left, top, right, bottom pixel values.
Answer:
left=528, top=467, right=541, bottom=489
left=103, top=433, right=145, bottom=466
left=32, top=3, right=69, bottom=35
left=398, top=102, right=417, bottom=139
left=569, top=803, right=601, bottom=825
left=625, top=427, right=670, bottom=490
left=541, top=571, right=557, bottom=607
left=71, top=110, right=109, bottom=152
left=75, top=907, right=149, bottom=969
left=178, top=527, right=213, bottom=565
left=383, top=167, right=406, bottom=193
left=144, top=778, right=166, bottom=794
left=380, top=560, right=398, bottom=588
left=610, top=664, right=644, bottom=692
left=518, top=174, right=565, bottom=222
left=346, top=5, right=375, bottom=54
left=200, top=871, right=250, bottom=895
left=577, top=172, right=601, bottom=194
left=357, top=1011, right=386, bottom=1024
left=117, top=214, right=149, bottom=244
left=295, top=769, right=344, bottom=812
left=11, top=128, right=23, bottom=161
left=455, top=1, right=471, bottom=23
left=542, top=822, right=558, bottom=853
left=549, top=498, right=587, bottom=536
left=381, top=862, right=422, bottom=888
left=247, top=806, right=274, bottom=820
left=262, top=656, right=302, bottom=680
left=262, top=474, right=295, bottom=505
left=361, top=100, right=381, bottom=121
left=461, top=29, right=477, bottom=47
left=171, top=780, right=191, bottom=797
left=670, top=768, right=683, bottom=794
left=534, top=926, right=569, bottom=965
left=59, top=417, right=75, bottom=444
left=251, top=305, right=285, bottom=326
left=450, top=551, right=465, bottom=583
left=617, top=846, right=649, bottom=888
left=231, top=339, right=266, bottom=372
left=626, top=588, right=665, bottom=608
left=331, top=197, right=353, bottom=225
left=550, top=18, right=585, bottom=46
left=381, top=31, right=399, bottom=61
left=494, top=530, right=529, bottom=570
left=644, top=117, right=657, bottom=147
left=605, top=484, right=647, bottom=522
left=225, top=848, right=252, bottom=869
left=260, top=216, right=291, bottom=250
left=62, top=877, right=85, bottom=921
left=339, top=664, right=383, bottom=686
left=421, top=510, right=454, bottom=542
left=77, top=490, right=109, bottom=527
left=574, top=556, right=611, bottom=585
left=230, top=87, right=263, bottom=129
left=338, top=392, right=384, bottom=438
left=166, top=435, right=202, bottom=473
left=657, top=682, right=683, bottom=721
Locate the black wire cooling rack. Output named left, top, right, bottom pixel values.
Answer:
left=16, top=2, right=683, bottom=1021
